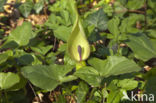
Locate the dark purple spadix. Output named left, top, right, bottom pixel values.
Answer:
left=78, top=45, right=82, bottom=61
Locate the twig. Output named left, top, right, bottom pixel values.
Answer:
left=144, top=0, right=147, bottom=29
left=128, top=10, right=145, bottom=14
left=102, top=83, right=107, bottom=103
left=28, top=81, right=41, bottom=102
left=53, top=37, right=57, bottom=51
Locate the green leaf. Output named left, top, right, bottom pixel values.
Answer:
left=67, top=5, right=90, bottom=62
left=0, top=53, right=8, bottom=64
left=31, top=54, right=42, bottom=65
left=33, top=0, right=44, bottom=14
left=0, top=72, right=20, bottom=90
left=8, top=75, right=27, bottom=91
left=31, top=45, right=53, bottom=55
left=150, top=39, right=156, bottom=51
left=119, top=14, right=144, bottom=34
left=117, top=79, right=138, bottom=90
left=103, top=56, right=141, bottom=77
left=88, top=56, right=141, bottom=77
left=148, top=0, right=156, bottom=12
left=85, top=9, right=108, bottom=31
left=107, top=89, right=122, bottom=103
left=47, top=0, right=75, bottom=27
left=17, top=54, right=34, bottom=65
left=45, top=14, right=59, bottom=29
left=64, top=54, right=76, bottom=65
left=45, top=1, right=75, bottom=42
left=113, top=1, right=127, bottom=17
left=146, top=29, right=156, bottom=39
left=0, top=50, right=13, bottom=64
left=75, top=56, right=141, bottom=87
left=58, top=43, right=67, bottom=52
left=107, top=17, right=120, bottom=38
left=93, top=90, right=102, bottom=102
left=145, top=75, right=156, bottom=102
left=0, top=41, right=19, bottom=49
left=74, top=66, right=102, bottom=87
left=126, top=0, right=145, bottom=10
left=76, top=82, right=89, bottom=103
left=19, top=2, right=33, bottom=17
left=107, top=80, right=123, bottom=103
left=126, top=33, right=156, bottom=61
left=95, top=46, right=110, bottom=58
left=103, top=4, right=114, bottom=16
left=54, top=26, right=72, bottom=42
left=21, top=64, right=74, bottom=91
left=8, top=22, right=33, bottom=46
left=49, top=0, right=65, bottom=12
left=1, top=90, right=29, bottom=103
left=88, top=58, right=108, bottom=75
left=0, top=0, right=5, bottom=12
left=60, top=10, right=71, bottom=26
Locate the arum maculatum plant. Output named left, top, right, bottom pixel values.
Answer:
left=67, top=0, right=90, bottom=69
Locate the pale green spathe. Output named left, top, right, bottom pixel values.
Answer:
left=67, top=3, right=90, bottom=62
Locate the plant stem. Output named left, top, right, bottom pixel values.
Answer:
left=144, top=0, right=147, bottom=29
left=88, top=88, right=97, bottom=100
left=28, top=82, right=37, bottom=98
left=128, top=10, right=145, bottom=14
left=60, top=75, right=78, bottom=83
left=0, top=90, right=2, bottom=102
left=4, top=91, right=9, bottom=103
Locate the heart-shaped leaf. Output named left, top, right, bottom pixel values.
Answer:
left=0, top=72, right=20, bottom=90
left=2, top=22, right=33, bottom=47
left=19, top=2, right=33, bottom=17
left=89, top=56, right=141, bottom=77
left=126, top=33, right=156, bottom=61
left=75, top=56, right=141, bottom=87
left=21, top=64, right=76, bottom=91
left=85, top=9, right=108, bottom=31
left=74, top=66, right=102, bottom=87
